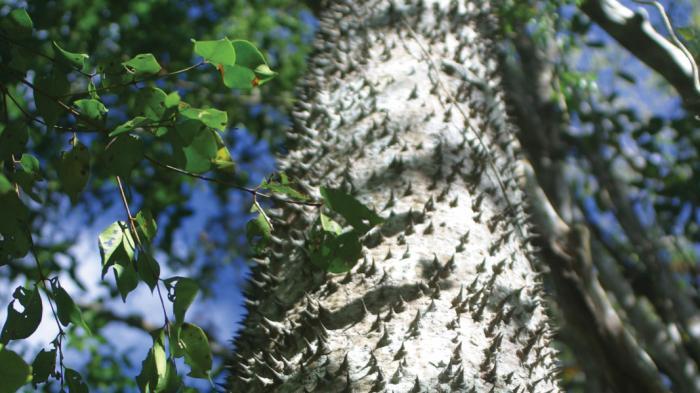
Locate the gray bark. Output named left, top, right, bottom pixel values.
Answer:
left=228, top=1, right=560, bottom=391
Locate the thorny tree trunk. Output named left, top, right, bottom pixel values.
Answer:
left=228, top=0, right=560, bottom=391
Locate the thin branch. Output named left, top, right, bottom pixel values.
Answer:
left=115, top=176, right=170, bottom=327
left=144, top=155, right=323, bottom=207
left=59, top=61, right=205, bottom=99
left=581, top=0, right=700, bottom=114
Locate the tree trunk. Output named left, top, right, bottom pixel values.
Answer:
left=228, top=0, right=560, bottom=391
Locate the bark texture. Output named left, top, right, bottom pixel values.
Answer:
left=228, top=0, right=560, bottom=391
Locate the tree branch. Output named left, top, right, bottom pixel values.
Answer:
left=580, top=0, right=700, bottom=114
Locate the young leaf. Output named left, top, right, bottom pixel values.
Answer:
left=135, top=210, right=157, bottom=243
left=173, top=278, right=199, bottom=323
left=57, top=141, right=90, bottom=203
left=31, top=348, right=57, bottom=386
left=0, top=285, right=42, bottom=344
left=65, top=368, right=89, bottom=393
left=192, top=38, right=236, bottom=66
left=123, top=53, right=161, bottom=76
left=52, top=41, right=88, bottom=71
left=52, top=284, right=91, bottom=335
left=320, top=187, right=383, bottom=234
left=0, top=348, right=30, bottom=393
left=178, top=323, right=212, bottom=379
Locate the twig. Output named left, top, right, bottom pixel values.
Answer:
left=144, top=155, right=323, bottom=207
left=115, top=176, right=170, bottom=328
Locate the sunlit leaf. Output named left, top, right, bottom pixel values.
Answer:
left=192, top=38, right=236, bottom=66
left=123, top=53, right=161, bottom=76
left=52, top=41, right=88, bottom=71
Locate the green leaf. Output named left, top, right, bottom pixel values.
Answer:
left=31, top=348, right=56, bottom=386
left=57, top=141, right=90, bottom=203
left=0, top=174, right=12, bottom=194
left=74, top=98, right=107, bottom=123
left=211, top=133, right=234, bottom=172
left=173, top=278, right=198, bottom=323
left=231, top=39, right=267, bottom=69
left=176, top=323, right=212, bottom=379
left=221, top=64, right=256, bottom=89
left=113, top=258, right=138, bottom=302
left=137, top=252, right=160, bottom=292
left=135, top=210, right=157, bottom=243
left=34, top=71, right=70, bottom=128
left=192, top=38, right=236, bottom=66
left=103, top=135, right=144, bottom=177
left=170, top=120, right=217, bottom=173
left=19, top=154, right=40, bottom=176
left=52, top=284, right=91, bottom=335
left=320, top=187, right=383, bottom=234
left=0, top=285, right=42, bottom=344
left=180, top=107, right=228, bottom=131
left=123, top=53, right=161, bottom=76
left=109, top=116, right=151, bottom=137
left=0, top=123, right=29, bottom=161
left=98, top=221, right=135, bottom=278
left=261, top=172, right=309, bottom=201
left=165, top=92, right=181, bottom=108
left=326, top=231, right=362, bottom=273
left=0, top=348, right=30, bottom=393
left=320, top=213, right=342, bottom=235
left=136, top=330, right=168, bottom=393
left=99, top=221, right=125, bottom=271
left=52, top=41, right=88, bottom=71
left=254, top=64, right=277, bottom=82
left=2, top=9, right=33, bottom=36
left=246, top=204, right=272, bottom=253
left=65, top=368, right=89, bottom=393
left=135, top=87, right=168, bottom=121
